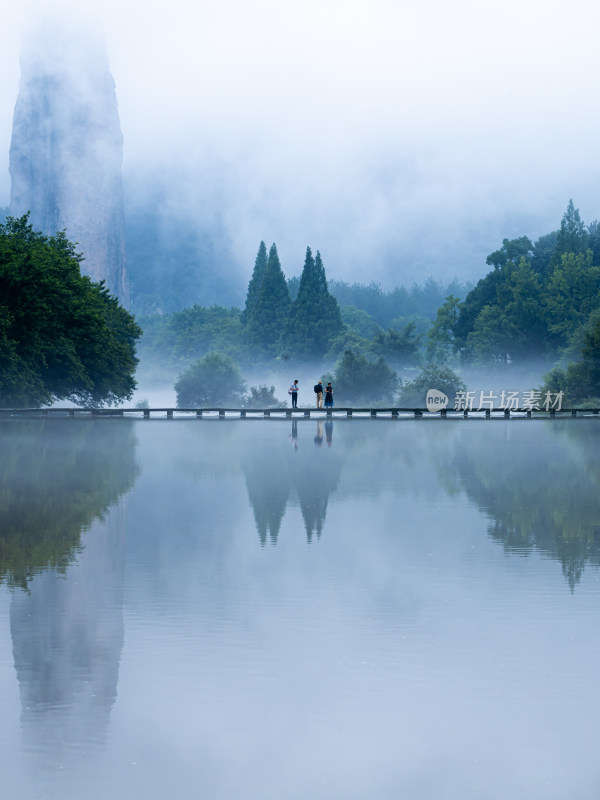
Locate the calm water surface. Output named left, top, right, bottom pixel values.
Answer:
left=1, top=417, right=599, bottom=799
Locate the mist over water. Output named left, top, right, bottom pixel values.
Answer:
left=1, top=417, right=599, bottom=798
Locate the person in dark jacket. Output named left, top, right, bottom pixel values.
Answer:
left=314, top=380, right=323, bottom=409
left=324, top=382, right=334, bottom=408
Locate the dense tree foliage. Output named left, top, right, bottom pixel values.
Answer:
left=175, top=352, right=246, bottom=406
left=332, top=349, right=398, bottom=404
left=398, top=365, right=466, bottom=407
left=242, top=385, right=287, bottom=408
left=324, top=277, right=472, bottom=328
left=542, top=313, right=600, bottom=404
left=430, top=201, right=600, bottom=371
left=0, top=215, right=141, bottom=407
left=138, top=304, right=245, bottom=380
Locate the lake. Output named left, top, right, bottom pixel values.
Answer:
left=1, top=416, right=599, bottom=799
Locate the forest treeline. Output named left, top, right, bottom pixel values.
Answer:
left=140, top=200, right=600, bottom=405
left=1, top=201, right=600, bottom=406
left=138, top=245, right=471, bottom=374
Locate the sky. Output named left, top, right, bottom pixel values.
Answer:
left=2, top=0, right=600, bottom=286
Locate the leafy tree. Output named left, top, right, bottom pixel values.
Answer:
left=462, top=258, right=547, bottom=364
left=398, top=364, right=466, bottom=407
left=324, top=330, right=373, bottom=363
left=427, top=295, right=461, bottom=362
left=281, top=247, right=344, bottom=360
left=486, top=236, right=534, bottom=270
left=332, top=349, right=398, bottom=404
left=241, top=241, right=268, bottom=324
left=453, top=268, right=505, bottom=347
left=340, top=305, right=378, bottom=339
left=174, top=352, right=246, bottom=406
left=543, top=250, right=600, bottom=348
left=246, top=243, right=291, bottom=354
left=542, top=314, right=600, bottom=404
left=531, top=230, right=559, bottom=277
left=242, top=385, right=286, bottom=408
left=0, top=214, right=141, bottom=407
left=369, top=320, right=423, bottom=367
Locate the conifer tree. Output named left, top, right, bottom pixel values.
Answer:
left=552, top=199, right=589, bottom=266
left=241, top=241, right=269, bottom=324
left=246, top=243, right=291, bottom=353
left=281, top=247, right=344, bottom=360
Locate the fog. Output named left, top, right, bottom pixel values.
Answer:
left=2, top=0, right=600, bottom=296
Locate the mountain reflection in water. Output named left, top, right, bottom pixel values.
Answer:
left=0, top=419, right=138, bottom=767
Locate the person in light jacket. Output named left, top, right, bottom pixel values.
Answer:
left=288, top=380, right=299, bottom=408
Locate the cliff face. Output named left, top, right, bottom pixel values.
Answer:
left=9, top=32, right=129, bottom=304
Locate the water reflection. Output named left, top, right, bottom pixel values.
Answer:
left=243, top=420, right=342, bottom=544
left=0, top=419, right=138, bottom=765
left=436, top=422, right=600, bottom=590
left=0, top=418, right=599, bottom=797
left=0, top=419, right=138, bottom=589
left=241, top=418, right=600, bottom=588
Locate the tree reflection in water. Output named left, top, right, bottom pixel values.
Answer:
left=0, top=418, right=138, bottom=589
left=435, top=421, right=600, bottom=590
left=242, top=417, right=600, bottom=588
left=243, top=419, right=342, bottom=545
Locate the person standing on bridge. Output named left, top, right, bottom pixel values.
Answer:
left=288, top=380, right=299, bottom=408
left=314, top=380, right=323, bottom=409
left=324, top=382, right=334, bottom=409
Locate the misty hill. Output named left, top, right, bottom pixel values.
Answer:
left=9, top=30, right=129, bottom=304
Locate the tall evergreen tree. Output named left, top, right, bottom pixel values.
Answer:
left=281, top=247, right=344, bottom=360
left=241, top=241, right=268, bottom=324
left=552, top=199, right=588, bottom=265
left=246, top=243, right=291, bottom=353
